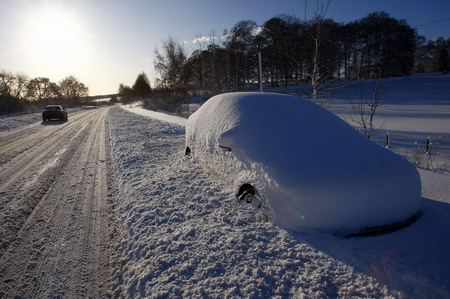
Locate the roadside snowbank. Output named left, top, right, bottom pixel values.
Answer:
left=0, top=112, right=42, bottom=131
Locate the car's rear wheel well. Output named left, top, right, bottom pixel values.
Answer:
left=238, top=183, right=256, bottom=197
left=237, top=184, right=272, bottom=222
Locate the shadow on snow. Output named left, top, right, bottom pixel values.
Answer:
left=292, top=198, right=450, bottom=298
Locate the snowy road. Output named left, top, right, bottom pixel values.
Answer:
left=0, top=107, right=119, bottom=297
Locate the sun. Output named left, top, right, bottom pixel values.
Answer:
left=21, top=5, right=90, bottom=66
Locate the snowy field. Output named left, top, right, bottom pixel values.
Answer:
left=327, top=73, right=450, bottom=170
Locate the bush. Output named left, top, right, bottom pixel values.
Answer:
left=0, top=95, right=26, bottom=114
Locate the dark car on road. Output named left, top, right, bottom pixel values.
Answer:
left=42, top=105, right=68, bottom=122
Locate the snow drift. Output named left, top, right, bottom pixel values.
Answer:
left=186, top=92, right=422, bottom=234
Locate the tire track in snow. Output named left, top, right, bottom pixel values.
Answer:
left=0, top=109, right=97, bottom=185
left=34, top=113, right=103, bottom=297
left=0, top=109, right=96, bottom=254
left=0, top=107, right=118, bottom=298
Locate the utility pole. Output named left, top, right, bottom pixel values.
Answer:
left=258, top=46, right=263, bottom=92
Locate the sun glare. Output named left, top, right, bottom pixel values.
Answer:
left=20, top=5, right=91, bottom=68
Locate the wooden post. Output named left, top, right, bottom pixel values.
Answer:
left=426, top=137, right=431, bottom=154
left=385, top=132, right=390, bottom=148
left=258, top=47, right=263, bottom=92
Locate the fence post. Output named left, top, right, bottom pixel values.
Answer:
left=385, top=132, right=390, bottom=148
left=426, top=137, right=431, bottom=154
left=258, top=47, right=263, bottom=92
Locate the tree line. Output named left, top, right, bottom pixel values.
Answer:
left=0, top=72, right=89, bottom=113
left=120, top=11, right=449, bottom=113
left=415, top=36, right=450, bottom=73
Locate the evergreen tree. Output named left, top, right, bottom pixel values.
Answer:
left=436, top=38, right=450, bottom=73
left=132, top=72, right=152, bottom=97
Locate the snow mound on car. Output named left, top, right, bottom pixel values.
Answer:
left=186, top=92, right=422, bottom=234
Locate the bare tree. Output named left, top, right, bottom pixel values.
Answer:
left=225, top=20, right=258, bottom=91
left=349, top=79, right=385, bottom=139
left=208, top=30, right=219, bottom=92
left=59, top=75, right=89, bottom=104
left=154, top=37, right=190, bottom=94
left=0, top=71, right=28, bottom=113
left=192, top=33, right=208, bottom=95
left=0, top=71, right=16, bottom=96
left=306, top=0, right=337, bottom=105
left=278, top=0, right=346, bottom=106
left=27, top=77, right=56, bottom=101
left=0, top=71, right=30, bottom=99
left=14, top=74, right=29, bottom=99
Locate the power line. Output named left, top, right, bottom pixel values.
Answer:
left=414, top=18, right=450, bottom=28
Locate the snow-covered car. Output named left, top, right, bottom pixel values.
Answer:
left=42, top=105, right=68, bottom=122
left=185, top=92, right=422, bottom=236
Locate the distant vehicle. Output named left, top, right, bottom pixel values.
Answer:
left=185, top=92, right=422, bottom=236
left=42, top=105, right=68, bottom=122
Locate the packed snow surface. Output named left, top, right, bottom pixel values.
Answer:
left=186, top=92, right=421, bottom=234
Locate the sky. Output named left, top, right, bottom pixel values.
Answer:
left=1, top=0, right=449, bottom=96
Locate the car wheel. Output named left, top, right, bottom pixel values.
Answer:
left=238, top=184, right=272, bottom=222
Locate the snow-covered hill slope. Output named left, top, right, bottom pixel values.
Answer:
left=108, top=106, right=450, bottom=297
left=330, top=73, right=450, bottom=168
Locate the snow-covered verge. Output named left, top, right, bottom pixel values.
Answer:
left=107, top=107, right=450, bottom=297
left=0, top=112, right=42, bottom=131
